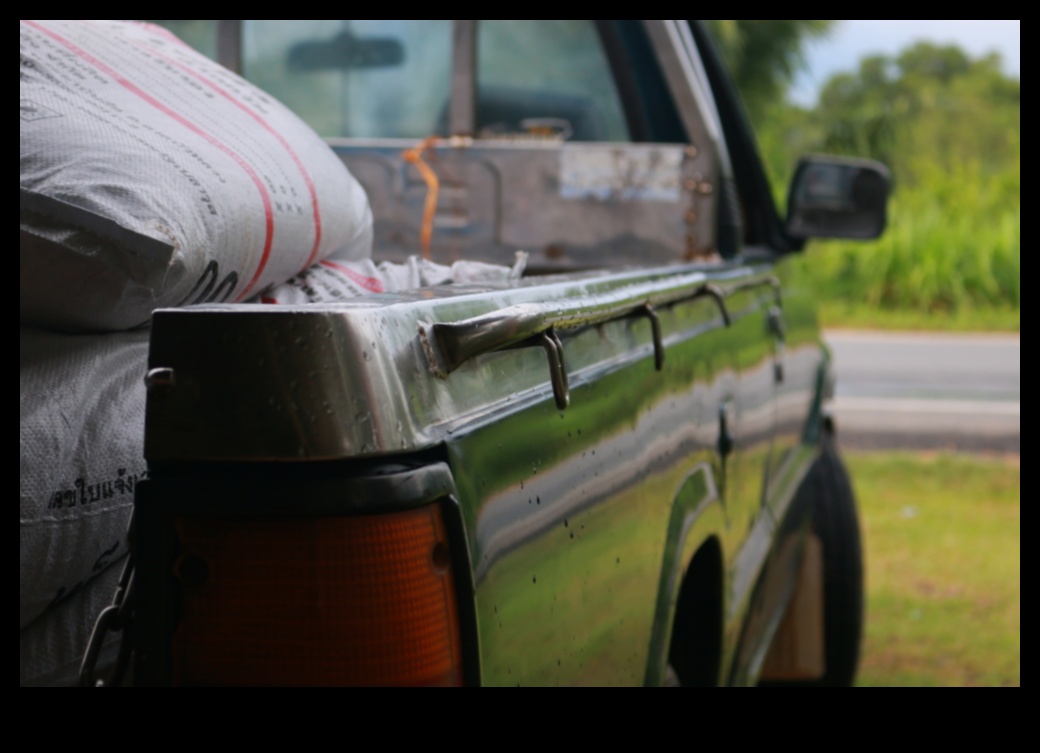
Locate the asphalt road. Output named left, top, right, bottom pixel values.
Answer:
left=824, top=330, right=1020, bottom=452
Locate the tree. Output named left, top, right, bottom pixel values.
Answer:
left=782, top=41, right=1020, bottom=317
left=814, top=42, right=1020, bottom=180
left=703, top=20, right=835, bottom=122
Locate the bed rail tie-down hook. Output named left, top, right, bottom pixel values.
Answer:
left=539, top=329, right=570, bottom=410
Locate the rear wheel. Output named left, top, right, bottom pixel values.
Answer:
left=806, top=434, right=864, bottom=686
left=762, top=433, right=864, bottom=686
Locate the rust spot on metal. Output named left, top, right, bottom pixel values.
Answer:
left=685, top=146, right=698, bottom=158
left=684, top=232, right=698, bottom=260
left=698, top=181, right=713, bottom=195
left=684, top=210, right=697, bottom=225
left=544, top=243, right=565, bottom=260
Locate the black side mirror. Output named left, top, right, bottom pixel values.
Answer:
left=785, top=156, right=891, bottom=240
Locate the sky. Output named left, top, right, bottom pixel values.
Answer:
left=791, top=20, right=1021, bottom=106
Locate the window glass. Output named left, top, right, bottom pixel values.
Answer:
left=146, top=20, right=218, bottom=60
left=477, top=21, right=629, bottom=142
left=241, top=20, right=451, bottom=139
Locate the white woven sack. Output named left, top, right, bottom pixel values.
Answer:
left=20, top=20, right=372, bottom=332
left=258, top=253, right=528, bottom=304
left=20, top=557, right=123, bottom=686
left=20, top=326, right=149, bottom=632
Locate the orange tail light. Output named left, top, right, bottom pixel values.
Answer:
left=172, top=503, right=462, bottom=686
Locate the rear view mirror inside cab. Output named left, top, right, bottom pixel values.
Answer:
left=785, top=156, right=891, bottom=240
left=288, top=31, right=405, bottom=71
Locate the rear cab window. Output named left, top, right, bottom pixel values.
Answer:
left=146, top=20, right=730, bottom=267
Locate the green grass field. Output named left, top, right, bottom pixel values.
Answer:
left=846, top=451, right=1020, bottom=686
left=815, top=301, right=1019, bottom=333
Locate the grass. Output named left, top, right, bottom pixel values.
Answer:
left=845, top=450, right=1020, bottom=686
left=816, top=300, right=1020, bottom=332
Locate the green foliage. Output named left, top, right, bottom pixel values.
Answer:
left=747, top=38, right=1020, bottom=326
left=704, top=20, right=835, bottom=122
left=795, top=158, right=1020, bottom=314
left=813, top=42, right=1020, bottom=181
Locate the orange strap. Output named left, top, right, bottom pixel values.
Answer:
left=401, top=136, right=440, bottom=260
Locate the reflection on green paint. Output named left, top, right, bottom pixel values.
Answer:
left=443, top=277, right=821, bottom=685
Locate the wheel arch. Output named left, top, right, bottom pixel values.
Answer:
left=643, top=461, right=727, bottom=685
left=668, top=536, right=725, bottom=686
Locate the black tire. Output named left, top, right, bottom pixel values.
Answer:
left=759, top=433, right=864, bottom=687
left=809, top=433, right=865, bottom=686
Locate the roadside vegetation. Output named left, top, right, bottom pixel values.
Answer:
left=845, top=450, right=1020, bottom=686
left=709, top=22, right=1020, bottom=331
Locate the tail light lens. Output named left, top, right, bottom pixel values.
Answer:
left=172, top=503, right=462, bottom=686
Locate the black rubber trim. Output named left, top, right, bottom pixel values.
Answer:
left=139, top=460, right=454, bottom=517
left=686, top=21, right=803, bottom=253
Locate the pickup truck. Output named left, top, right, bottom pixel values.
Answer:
left=88, top=20, right=889, bottom=686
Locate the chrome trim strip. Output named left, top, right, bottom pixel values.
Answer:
left=145, top=264, right=775, bottom=462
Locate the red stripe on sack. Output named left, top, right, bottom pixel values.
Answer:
left=260, top=295, right=277, bottom=304
left=320, top=259, right=383, bottom=293
left=136, top=36, right=325, bottom=270
left=24, top=20, right=275, bottom=299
